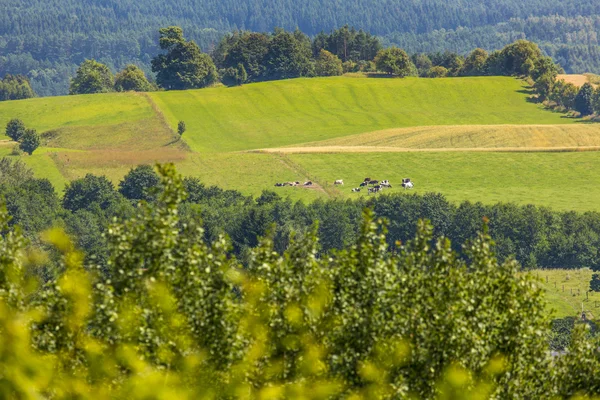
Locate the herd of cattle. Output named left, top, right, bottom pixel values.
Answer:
left=274, top=178, right=414, bottom=194
left=335, top=177, right=414, bottom=194
left=274, top=181, right=313, bottom=187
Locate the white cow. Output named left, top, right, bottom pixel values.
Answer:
left=334, top=179, right=344, bottom=185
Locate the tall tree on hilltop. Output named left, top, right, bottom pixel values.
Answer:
left=216, top=32, right=270, bottom=82
left=374, top=47, right=416, bottom=77
left=460, top=48, right=488, bottom=76
left=315, top=49, right=343, bottom=76
left=69, top=60, right=114, bottom=95
left=499, top=40, right=543, bottom=76
left=263, top=29, right=314, bottom=80
left=151, top=27, right=218, bottom=90
left=114, top=65, right=154, bottom=92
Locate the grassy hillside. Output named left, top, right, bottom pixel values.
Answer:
left=1, top=76, right=600, bottom=209
left=150, top=76, right=574, bottom=152
left=284, top=151, right=600, bottom=211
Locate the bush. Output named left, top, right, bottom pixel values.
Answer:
left=177, top=121, right=186, bottom=136
left=426, top=66, right=449, bottom=78
left=10, top=144, right=23, bottom=156
left=342, top=60, right=358, bottom=73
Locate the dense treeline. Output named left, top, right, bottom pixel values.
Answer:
left=385, top=15, right=600, bottom=73
left=68, top=27, right=556, bottom=94
left=1, top=162, right=600, bottom=398
left=2, top=158, right=599, bottom=280
left=0, top=74, right=35, bottom=101
left=4, top=0, right=600, bottom=95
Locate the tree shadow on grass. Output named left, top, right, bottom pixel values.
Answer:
left=366, top=73, right=398, bottom=79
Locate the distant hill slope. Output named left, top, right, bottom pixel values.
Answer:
left=1, top=76, right=600, bottom=211
left=3, top=0, right=600, bottom=95
left=149, top=76, right=574, bottom=152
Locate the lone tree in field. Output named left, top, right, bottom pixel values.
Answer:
left=19, top=128, right=40, bottom=155
left=177, top=121, right=186, bottom=136
left=374, top=47, right=415, bottom=77
left=575, top=83, right=595, bottom=116
left=5, top=118, right=26, bottom=142
left=70, top=60, right=114, bottom=95
left=151, top=26, right=218, bottom=90
left=114, top=65, right=154, bottom=92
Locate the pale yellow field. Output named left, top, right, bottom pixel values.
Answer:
left=285, top=124, right=600, bottom=151
left=557, top=74, right=598, bottom=88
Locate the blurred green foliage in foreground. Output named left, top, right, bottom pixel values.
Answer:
left=1, top=163, right=600, bottom=399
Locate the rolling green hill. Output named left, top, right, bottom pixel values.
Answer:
left=1, top=75, right=600, bottom=210
left=149, top=76, right=574, bottom=152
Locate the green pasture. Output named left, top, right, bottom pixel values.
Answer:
left=0, top=76, right=599, bottom=210
left=532, top=268, right=597, bottom=319
left=0, top=93, right=154, bottom=134
left=287, top=151, right=600, bottom=212
left=151, top=76, right=574, bottom=153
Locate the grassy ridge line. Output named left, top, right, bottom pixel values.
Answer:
left=152, top=76, right=573, bottom=153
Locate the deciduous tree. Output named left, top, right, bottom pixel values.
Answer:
left=18, top=128, right=40, bottom=155
left=114, top=65, right=154, bottom=92
left=374, top=47, right=415, bottom=77
left=151, top=27, right=218, bottom=90
left=69, top=60, right=114, bottom=95
left=315, top=49, right=343, bottom=76
left=5, top=118, right=26, bottom=142
left=575, top=82, right=595, bottom=115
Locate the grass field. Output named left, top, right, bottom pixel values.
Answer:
left=150, top=76, right=574, bottom=153
left=1, top=75, right=600, bottom=209
left=532, top=268, right=598, bottom=319
left=291, top=124, right=600, bottom=150
left=284, top=151, right=600, bottom=211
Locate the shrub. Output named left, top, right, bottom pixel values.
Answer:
left=177, top=121, right=186, bottom=136
left=10, top=144, right=23, bottom=156
left=426, top=66, right=449, bottom=78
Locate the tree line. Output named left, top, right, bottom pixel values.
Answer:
left=5, top=1, right=600, bottom=96
left=64, top=26, right=560, bottom=95
left=0, top=162, right=599, bottom=398
left=2, top=158, right=599, bottom=284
